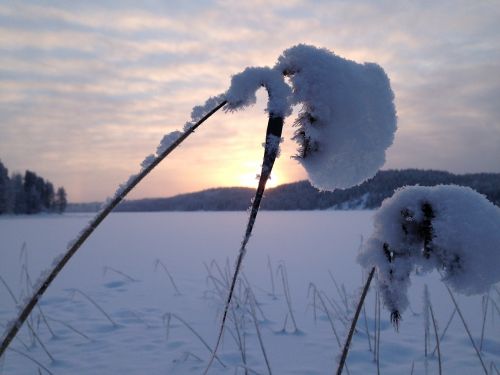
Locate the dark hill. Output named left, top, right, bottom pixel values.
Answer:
left=68, top=169, right=500, bottom=212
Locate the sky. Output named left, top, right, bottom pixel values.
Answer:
left=1, top=0, right=499, bottom=202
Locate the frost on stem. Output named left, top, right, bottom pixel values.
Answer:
left=275, top=44, right=397, bottom=191
left=358, top=185, right=500, bottom=326
left=224, top=67, right=292, bottom=118
left=141, top=154, right=156, bottom=170
left=112, top=94, right=228, bottom=203
left=113, top=174, right=137, bottom=200
left=184, top=94, right=226, bottom=132
left=223, top=46, right=397, bottom=193
left=156, top=132, right=182, bottom=156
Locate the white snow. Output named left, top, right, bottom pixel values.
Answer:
left=113, top=174, right=137, bottom=199
left=183, top=94, right=226, bottom=132
left=156, top=131, right=182, bottom=156
left=140, top=154, right=156, bottom=170
left=358, top=185, right=500, bottom=318
left=1, top=211, right=498, bottom=375
left=106, top=44, right=396, bottom=220
left=275, top=44, right=397, bottom=191
left=223, top=45, right=396, bottom=192
left=224, top=67, right=292, bottom=118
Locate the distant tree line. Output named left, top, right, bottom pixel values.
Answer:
left=0, top=159, right=67, bottom=215
left=70, top=169, right=496, bottom=213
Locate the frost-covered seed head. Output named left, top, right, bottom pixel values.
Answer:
left=358, top=185, right=500, bottom=320
left=275, top=44, right=397, bottom=191
left=224, top=67, right=292, bottom=118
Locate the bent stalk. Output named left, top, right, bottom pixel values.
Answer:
left=0, top=100, right=227, bottom=359
left=444, top=284, right=488, bottom=375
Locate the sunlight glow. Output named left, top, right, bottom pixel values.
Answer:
left=237, top=171, right=280, bottom=188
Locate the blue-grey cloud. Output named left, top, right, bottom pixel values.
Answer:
left=1, top=0, right=499, bottom=201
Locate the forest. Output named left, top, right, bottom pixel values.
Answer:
left=0, top=160, right=67, bottom=215
left=67, top=169, right=500, bottom=212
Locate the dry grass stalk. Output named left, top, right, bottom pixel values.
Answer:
left=70, top=289, right=117, bottom=327
left=376, top=290, right=381, bottom=375
left=490, top=361, right=500, bottom=375
left=307, top=283, right=341, bottom=346
left=276, top=263, right=299, bottom=333
left=0, top=275, right=54, bottom=362
left=428, top=303, right=442, bottom=375
left=432, top=307, right=456, bottom=356
left=7, top=347, right=54, bottom=375
left=479, top=292, right=490, bottom=352
left=444, top=284, right=488, bottom=374
left=267, top=255, right=276, bottom=299
left=22, top=269, right=56, bottom=339
left=204, top=114, right=284, bottom=375
left=164, top=312, right=226, bottom=369
left=153, top=259, right=181, bottom=295
left=247, top=289, right=272, bottom=375
left=103, top=266, right=137, bottom=282
left=47, top=317, right=91, bottom=341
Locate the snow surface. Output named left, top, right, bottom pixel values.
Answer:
left=1, top=212, right=499, bottom=374
left=276, top=44, right=397, bottom=191
left=358, top=185, right=500, bottom=319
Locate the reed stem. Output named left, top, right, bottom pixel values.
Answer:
left=0, top=100, right=227, bottom=358
left=203, top=114, right=284, bottom=375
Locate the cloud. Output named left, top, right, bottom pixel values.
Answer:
left=1, top=0, right=499, bottom=201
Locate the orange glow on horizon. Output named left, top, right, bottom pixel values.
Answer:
left=236, top=171, right=280, bottom=189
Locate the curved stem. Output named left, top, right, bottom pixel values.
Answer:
left=0, top=100, right=227, bottom=359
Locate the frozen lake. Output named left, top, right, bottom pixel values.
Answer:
left=1, top=211, right=499, bottom=374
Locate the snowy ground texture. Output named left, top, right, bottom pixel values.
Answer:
left=1, top=211, right=499, bottom=374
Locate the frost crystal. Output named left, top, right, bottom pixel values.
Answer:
left=225, top=67, right=292, bottom=117
left=156, top=131, right=182, bottom=156
left=141, top=154, right=156, bottom=170
left=275, top=44, right=397, bottom=190
left=358, top=185, right=500, bottom=318
left=114, top=174, right=137, bottom=199
left=183, top=94, right=226, bottom=132
left=190, top=94, right=226, bottom=123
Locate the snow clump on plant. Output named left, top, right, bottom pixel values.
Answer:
left=275, top=44, right=397, bottom=191
left=358, top=185, right=500, bottom=325
left=184, top=94, right=227, bottom=132
left=224, top=66, right=293, bottom=118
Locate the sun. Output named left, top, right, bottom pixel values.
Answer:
left=237, top=171, right=280, bottom=188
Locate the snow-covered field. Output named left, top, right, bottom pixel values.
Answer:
left=0, top=211, right=499, bottom=374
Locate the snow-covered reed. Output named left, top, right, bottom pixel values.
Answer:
left=0, top=98, right=226, bottom=357
left=358, top=185, right=500, bottom=323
